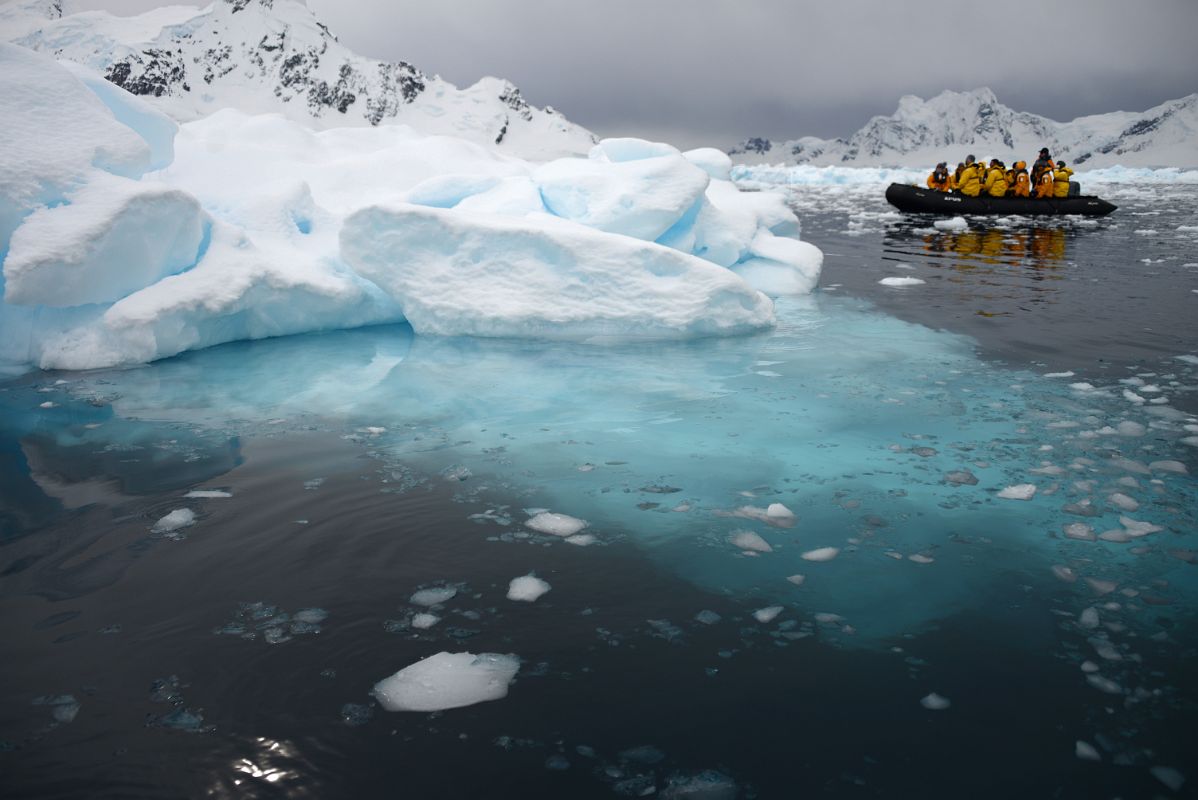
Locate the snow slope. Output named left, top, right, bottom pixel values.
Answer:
left=731, top=88, right=1198, bottom=169
left=0, top=44, right=821, bottom=373
left=0, top=0, right=596, bottom=160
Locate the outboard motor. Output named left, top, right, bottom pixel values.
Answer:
left=1068, top=181, right=1080, bottom=197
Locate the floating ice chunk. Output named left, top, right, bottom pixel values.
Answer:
left=1089, top=637, right=1122, bottom=661
left=1078, top=607, right=1100, bottom=629
left=1084, top=578, right=1118, bottom=596
left=879, top=276, right=925, bottom=287
left=801, top=547, right=839, bottom=562
left=753, top=605, right=783, bottom=623
left=32, top=694, right=81, bottom=724
left=1063, top=523, right=1096, bottom=542
left=730, top=230, right=823, bottom=296
left=507, top=574, right=551, bottom=602
left=729, top=504, right=795, bottom=528
left=526, top=512, right=588, bottom=537
left=1107, top=492, right=1139, bottom=511
left=565, top=534, right=597, bottom=546
left=944, top=470, right=979, bottom=486
left=695, top=610, right=722, bottom=625
left=1075, top=741, right=1101, bottom=762
left=184, top=489, right=232, bottom=499
left=1116, top=421, right=1146, bottom=436
left=372, top=652, right=520, bottom=712
left=933, top=216, right=967, bottom=231
left=785, top=574, right=806, bottom=586
left=682, top=147, right=734, bottom=181
left=660, top=769, right=738, bottom=800
left=411, top=613, right=440, bottom=630
left=410, top=587, right=458, bottom=607
left=1043, top=371, right=1075, bottom=378
left=1085, top=674, right=1122, bottom=695
left=766, top=502, right=795, bottom=521
left=1149, top=459, right=1187, bottom=474
left=1051, top=565, right=1078, bottom=583
left=1098, top=529, right=1133, bottom=543
left=997, top=484, right=1036, bottom=500
left=1150, top=766, right=1187, bottom=792
left=730, top=530, right=772, bottom=553
left=920, top=692, right=951, bottom=710
left=151, top=508, right=195, bottom=533
left=1120, top=516, right=1163, bottom=537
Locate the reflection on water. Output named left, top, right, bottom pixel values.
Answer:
left=915, top=226, right=1069, bottom=269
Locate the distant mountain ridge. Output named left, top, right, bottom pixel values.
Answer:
left=0, top=0, right=597, bottom=159
left=730, top=88, right=1198, bottom=169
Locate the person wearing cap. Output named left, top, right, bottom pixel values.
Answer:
left=926, top=162, right=953, bottom=192
left=956, top=155, right=982, bottom=197
left=1032, top=148, right=1055, bottom=198
left=984, top=159, right=1009, bottom=197
left=1052, top=160, right=1075, bottom=197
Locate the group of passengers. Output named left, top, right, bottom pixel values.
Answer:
left=926, top=148, right=1074, bottom=199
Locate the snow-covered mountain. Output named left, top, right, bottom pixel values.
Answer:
left=0, top=0, right=596, bottom=159
left=730, top=88, right=1198, bottom=169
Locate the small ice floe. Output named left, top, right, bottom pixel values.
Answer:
left=727, top=503, right=795, bottom=528
left=730, top=530, right=772, bottom=553
left=1044, top=371, right=1075, bottom=378
left=303, top=477, right=325, bottom=490
left=1120, top=516, right=1163, bottom=537
left=411, top=613, right=440, bottom=629
left=372, top=652, right=520, bottom=712
left=934, top=216, right=967, bottom=231
left=944, top=470, right=979, bottom=486
left=661, top=770, right=737, bottom=799
left=801, top=546, right=839, bottom=562
left=441, top=465, right=472, bottom=482
left=753, top=606, right=783, bottom=623
left=38, top=401, right=58, bottom=409
left=1075, top=740, right=1101, bottom=762
left=1078, top=607, right=1100, bottom=629
left=1098, top=529, right=1133, bottom=543
left=1085, top=673, right=1122, bottom=695
left=151, top=508, right=195, bottom=534
left=526, top=512, right=588, bottom=537
left=1168, top=549, right=1198, bottom=564
left=1051, top=565, right=1078, bottom=583
left=879, top=276, right=925, bottom=287
left=695, top=610, right=722, bottom=625
left=1175, top=354, right=1198, bottom=366
left=1084, top=578, right=1118, bottom=596
left=507, top=574, right=551, bottom=602
left=184, top=489, right=232, bottom=499
left=1116, top=421, right=1146, bottom=436
left=1089, top=636, right=1122, bottom=662
left=1150, top=766, right=1186, bottom=792
left=1063, top=523, right=1096, bottom=542
left=907, top=553, right=935, bottom=564
left=1149, top=459, right=1187, bottom=474
left=1080, top=660, right=1099, bottom=673
left=813, top=612, right=844, bottom=625
left=565, top=534, right=597, bottom=546
left=410, top=586, right=458, bottom=607
left=785, top=574, right=806, bottom=586
left=32, top=694, right=80, bottom=724
left=997, top=484, right=1036, bottom=500
left=920, top=692, right=951, bottom=710
left=1107, top=492, right=1139, bottom=511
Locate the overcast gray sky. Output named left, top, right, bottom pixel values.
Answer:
left=70, top=0, right=1198, bottom=148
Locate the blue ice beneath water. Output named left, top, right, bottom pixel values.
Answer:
left=10, top=296, right=1197, bottom=647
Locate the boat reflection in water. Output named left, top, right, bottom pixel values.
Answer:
left=907, top=225, right=1069, bottom=269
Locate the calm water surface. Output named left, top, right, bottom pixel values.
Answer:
left=1, top=181, right=1196, bottom=799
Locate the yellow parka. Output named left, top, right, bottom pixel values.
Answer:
left=984, top=166, right=1009, bottom=197
left=956, top=164, right=982, bottom=197
left=1052, top=166, right=1074, bottom=198
left=927, top=171, right=953, bottom=192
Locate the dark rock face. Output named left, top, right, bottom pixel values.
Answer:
left=105, top=49, right=189, bottom=97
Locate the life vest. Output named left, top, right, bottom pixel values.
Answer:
left=1032, top=157, right=1055, bottom=198
left=1052, top=166, right=1074, bottom=198
left=1010, top=162, right=1031, bottom=197
left=956, top=164, right=982, bottom=197
left=927, top=170, right=952, bottom=192
left=984, top=166, right=1009, bottom=197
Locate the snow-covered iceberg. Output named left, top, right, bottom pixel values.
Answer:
left=0, top=43, right=822, bottom=373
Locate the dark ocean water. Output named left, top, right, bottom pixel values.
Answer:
left=1, top=181, right=1196, bottom=799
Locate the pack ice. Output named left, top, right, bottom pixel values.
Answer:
left=0, top=44, right=822, bottom=373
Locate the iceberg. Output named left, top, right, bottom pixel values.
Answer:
left=0, top=43, right=823, bottom=374
left=372, top=652, right=521, bottom=712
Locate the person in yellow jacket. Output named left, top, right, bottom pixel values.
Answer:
left=956, top=155, right=982, bottom=197
left=1052, top=160, right=1074, bottom=197
left=1009, top=161, right=1031, bottom=197
left=984, top=159, right=1009, bottom=197
left=927, top=162, right=953, bottom=192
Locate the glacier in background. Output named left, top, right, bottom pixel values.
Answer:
left=0, top=43, right=821, bottom=374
